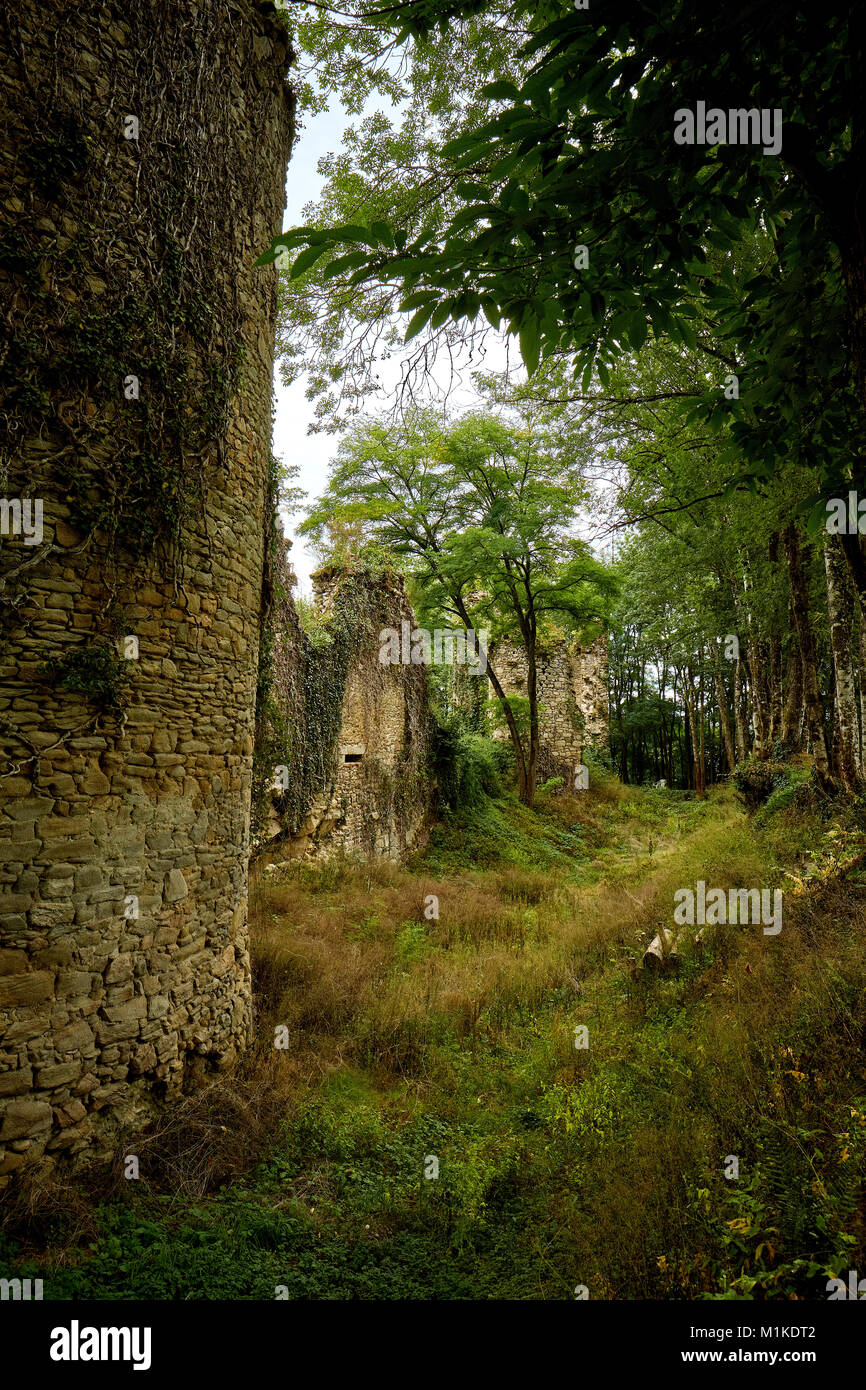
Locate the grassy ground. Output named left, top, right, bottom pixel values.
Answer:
left=3, top=771, right=866, bottom=1300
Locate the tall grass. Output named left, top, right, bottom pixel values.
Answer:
left=3, top=774, right=865, bottom=1300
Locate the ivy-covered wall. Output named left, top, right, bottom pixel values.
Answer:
left=254, top=551, right=435, bottom=861
left=0, top=0, right=293, bottom=1179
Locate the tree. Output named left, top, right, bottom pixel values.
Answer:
left=264, top=2, right=864, bottom=504
left=300, top=405, right=616, bottom=803
left=274, top=0, right=531, bottom=431
left=567, top=327, right=845, bottom=787
left=272, top=0, right=866, bottom=794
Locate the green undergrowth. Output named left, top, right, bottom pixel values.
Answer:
left=3, top=775, right=865, bottom=1300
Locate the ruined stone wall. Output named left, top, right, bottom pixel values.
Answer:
left=255, top=561, right=435, bottom=861
left=492, top=635, right=609, bottom=781
left=310, top=569, right=434, bottom=859
left=0, top=0, right=293, bottom=1178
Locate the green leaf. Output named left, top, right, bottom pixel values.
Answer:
left=479, top=80, right=521, bottom=102
left=627, top=312, right=647, bottom=352
left=290, top=243, right=331, bottom=279
left=805, top=495, right=831, bottom=539
left=404, top=303, right=436, bottom=342
left=442, top=130, right=492, bottom=159
left=519, top=318, right=541, bottom=376
left=323, top=250, right=371, bottom=279
left=399, top=290, right=437, bottom=311
left=369, top=221, right=395, bottom=248
left=430, top=300, right=454, bottom=330
left=454, top=182, right=492, bottom=200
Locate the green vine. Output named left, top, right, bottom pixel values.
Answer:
left=37, top=641, right=134, bottom=712
left=252, top=555, right=432, bottom=851
left=0, top=0, right=280, bottom=567
left=36, top=606, right=135, bottom=711
left=566, top=694, right=586, bottom=734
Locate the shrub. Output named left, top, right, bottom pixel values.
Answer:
left=38, top=639, right=134, bottom=710
left=432, top=718, right=504, bottom=812
left=732, top=757, right=786, bottom=811
left=584, top=745, right=613, bottom=774
left=536, top=775, right=565, bottom=800
left=758, top=767, right=812, bottom=820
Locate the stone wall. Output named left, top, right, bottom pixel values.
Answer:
left=0, top=0, right=293, bottom=1178
left=255, top=559, right=435, bottom=861
left=491, top=635, right=609, bottom=781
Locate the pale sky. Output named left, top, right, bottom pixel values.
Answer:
left=271, top=100, right=347, bottom=596
left=271, top=92, right=513, bottom=595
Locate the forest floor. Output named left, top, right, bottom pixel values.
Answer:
left=3, top=769, right=866, bottom=1300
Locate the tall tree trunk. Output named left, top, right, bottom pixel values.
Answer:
left=733, top=653, right=748, bottom=762
left=681, top=670, right=693, bottom=789
left=464, top=588, right=529, bottom=799
left=684, top=667, right=704, bottom=795
left=824, top=530, right=860, bottom=786
left=698, top=662, right=706, bottom=795
left=768, top=635, right=783, bottom=743
left=783, top=523, right=832, bottom=787
left=747, top=638, right=771, bottom=759
left=485, top=657, right=529, bottom=800
left=738, top=561, right=770, bottom=758
left=838, top=533, right=866, bottom=769
left=526, top=639, right=539, bottom=807
left=767, top=532, right=784, bottom=744
left=713, top=645, right=736, bottom=772
left=859, top=605, right=866, bottom=773
left=780, top=636, right=804, bottom=750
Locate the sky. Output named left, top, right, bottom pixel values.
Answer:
left=270, top=88, right=513, bottom=596
left=271, top=101, right=347, bottom=597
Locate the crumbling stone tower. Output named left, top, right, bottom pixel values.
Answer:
left=0, top=0, right=293, bottom=1177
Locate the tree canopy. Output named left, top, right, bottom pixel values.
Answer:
left=301, top=402, right=615, bottom=800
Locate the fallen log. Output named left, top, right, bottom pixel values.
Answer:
left=643, top=926, right=680, bottom=970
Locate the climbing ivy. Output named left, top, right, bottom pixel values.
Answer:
left=36, top=607, right=136, bottom=712
left=252, top=558, right=432, bottom=851
left=566, top=695, right=586, bottom=735
left=0, top=1, right=272, bottom=566
left=37, top=641, right=134, bottom=713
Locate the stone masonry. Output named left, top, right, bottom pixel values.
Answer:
left=491, top=635, right=609, bottom=782
left=306, top=567, right=434, bottom=859
left=0, top=1, right=293, bottom=1177
left=258, top=560, right=435, bottom=862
